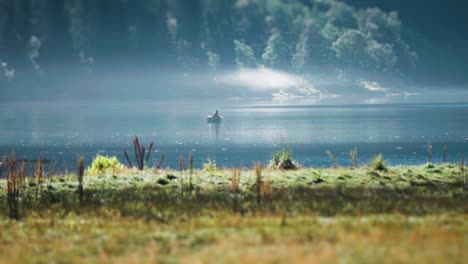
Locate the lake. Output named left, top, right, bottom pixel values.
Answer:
left=1, top=100, right=468, bottom=172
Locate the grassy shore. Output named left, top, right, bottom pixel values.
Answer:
left=0, top=164, right=466, bottom=263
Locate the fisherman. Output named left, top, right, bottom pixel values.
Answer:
left=212, top=110, right=220, bottom=118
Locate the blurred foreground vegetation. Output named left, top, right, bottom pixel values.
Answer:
left=0, top=163, right=466, bottom=263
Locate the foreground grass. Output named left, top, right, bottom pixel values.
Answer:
left=0, top=164, right=466, bottom=263
left=0, top=213, right=465, bottom=263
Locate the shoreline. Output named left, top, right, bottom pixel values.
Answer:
left=1, top=141, right=468, bottom=173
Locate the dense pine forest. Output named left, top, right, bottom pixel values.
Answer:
left=0, top=1, right=414, bottom=75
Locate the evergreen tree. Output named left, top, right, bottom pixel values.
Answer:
left=292, top=19, right=330, bottom=73
left=262, top=30, right=289, bottom=69
left=201, top=0, right=235, bottom=67
left=234, top=40, right=257, bottom=68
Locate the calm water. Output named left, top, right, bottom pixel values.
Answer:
left=1, top=100, right=468, bottom=171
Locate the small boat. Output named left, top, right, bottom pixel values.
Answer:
left=206, top=110, right=223, bottom=123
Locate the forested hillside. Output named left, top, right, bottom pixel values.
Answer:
left=0, top=0, right=415, bottom=76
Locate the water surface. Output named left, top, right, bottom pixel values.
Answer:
left=1, top=100, right=467, bottom=170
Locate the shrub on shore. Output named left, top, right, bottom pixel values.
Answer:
left=86, top=155, right=124, bottom=175
left=371, top=154, right=387, bottom=172
left=203, top=158, right=217, bottom=175
left=270, top=147, right=297, bottom=170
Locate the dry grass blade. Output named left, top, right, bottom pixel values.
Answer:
left=133, top=136, right=143, bottom=169
left=327, top=150, right=338, bottom=168
left=156, top=152, right=166, bottom=169
left=146, top=142, right=154, bottom=163
left=8, top=153, right=16, bottom=174
left=179, top=155, right=186, bottom=195
left=231, top=169, right=240, bottom=194
left=179, top=155, right=186, bottom=172
left=35, top=154, right=43, bottom=201
left=254, top=163, right=263, bottom=206
left=140, top=146, right=146, bottom=168
left=189, top=153, right=194, bottom=173
left=188, top=153, right=194, bottom=191
left=77, top=156, right=84, bottom=183
left=443, top=144, right=447, bottom=163
left=77, top=155, right=85, bottom=203
left=5, top=154, right=25, bottom=219
left=48, top=160, right=56, bottom=180
left=123, top=149, right=133, bottom=168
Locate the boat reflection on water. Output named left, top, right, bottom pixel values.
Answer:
left=208, top=122, right=220, bottom=144
left=207, top=110, right=222, bottom=144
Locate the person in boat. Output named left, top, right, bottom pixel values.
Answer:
left=212, top=110, right=220, bottom=118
